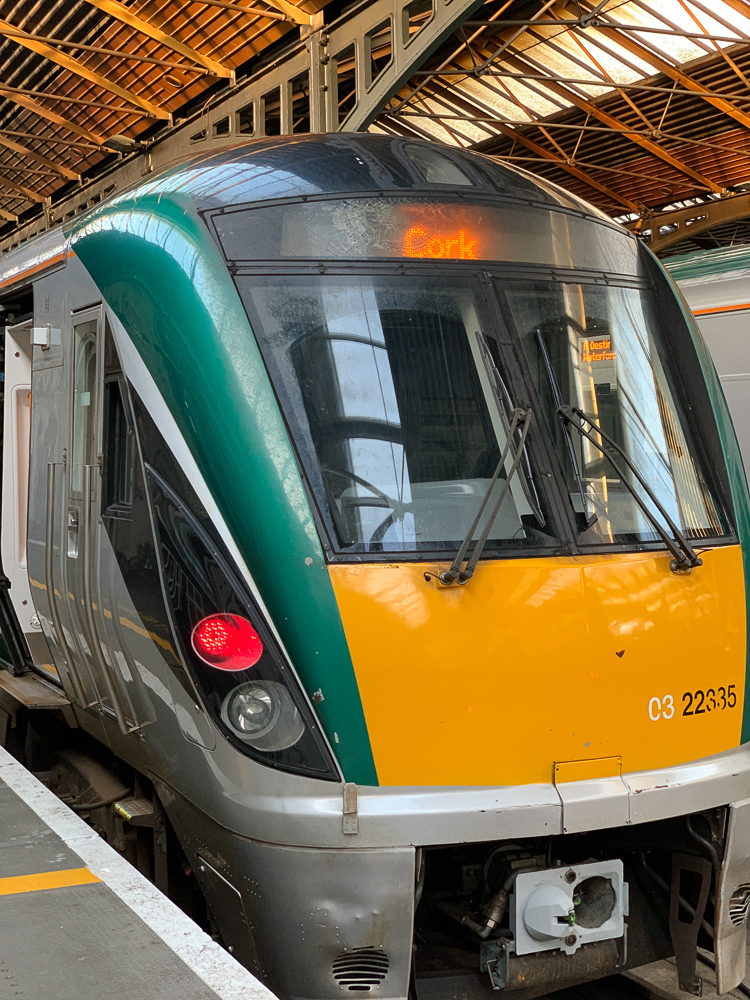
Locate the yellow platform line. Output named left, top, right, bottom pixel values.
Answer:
left=0, top=867, right=101, bottom=896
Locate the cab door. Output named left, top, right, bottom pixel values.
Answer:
left=64, top=306, right=134, bottom=733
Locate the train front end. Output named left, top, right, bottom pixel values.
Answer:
left=68, top=135, right=750, bottom=1000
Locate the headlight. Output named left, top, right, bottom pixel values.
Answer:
left=221, top=680, right=304, bottom=750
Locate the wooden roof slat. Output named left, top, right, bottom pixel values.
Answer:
left=0, top=174, right=44, bottom=203
left=500, top=50, right=725, bottom=192
left=0, top=16, right=169, bottom=119
left=408, top=68, right=642, bottom=210
left=0, top=85, right=105, bottom=145
left=85, top=0, right=232, bottom=76
left=0, top=133, right=79, bottom=181
left=584, top=2, right=750, bottom=132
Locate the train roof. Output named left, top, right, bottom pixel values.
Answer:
left=664, top=245, right=750, bottom=283
left=0, top=134, right=630, bottom=294
left=89, top=134, right=615, bottom=223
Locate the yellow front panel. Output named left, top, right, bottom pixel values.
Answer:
left=329, top=547, right=746, bottom=786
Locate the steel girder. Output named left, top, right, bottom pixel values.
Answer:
left=630, top=194, right=750, bottom=254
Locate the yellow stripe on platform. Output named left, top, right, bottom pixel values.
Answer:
left=0, top=867, right=101, bottom=896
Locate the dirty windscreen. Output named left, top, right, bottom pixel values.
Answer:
left=504, top=279, right=726, bottom=545
left=237, top=274, right=557, bottom=555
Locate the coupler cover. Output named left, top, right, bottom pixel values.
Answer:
left=511, top=860, right=627, bottom=956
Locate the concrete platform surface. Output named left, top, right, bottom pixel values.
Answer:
left=0, top=744, right=276, bottom=1000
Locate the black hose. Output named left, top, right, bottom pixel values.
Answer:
left=67, top=789, right=133, bottom=812
left=687, top=816, right=722, bottom=873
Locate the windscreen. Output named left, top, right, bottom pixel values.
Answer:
left=504, top=279, right=726, bottom=545
left=237, top=275, right=557, bottom=555
left=214, top=197, right=638, bottom=273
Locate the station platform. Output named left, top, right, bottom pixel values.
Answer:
left=0, top=744, right=275, bottom=1000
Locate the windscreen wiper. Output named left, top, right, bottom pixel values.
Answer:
left=535, top=329, right=595, bottom=526
left=557, top=404, right=703, bottom=573
left=435, top=407, right=533, bottom=586
left=476, top=332, right=545, bottom=527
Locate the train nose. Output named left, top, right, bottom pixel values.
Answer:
left=329, top=547, right=746, bottom=787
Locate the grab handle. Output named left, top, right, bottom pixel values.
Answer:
left=45, top=463, right=86, bottom=706
left=81, top=464, right=131, bottom=735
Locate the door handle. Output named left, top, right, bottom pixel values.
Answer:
left=67, top=508, right=79, bottom=558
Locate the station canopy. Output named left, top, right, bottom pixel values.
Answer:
left=1, top=0, right=750, bottom=255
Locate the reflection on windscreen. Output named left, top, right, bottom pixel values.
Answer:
left=506, top=281, right=724, bottom=545
left=239, top=277, right=554, bottom=554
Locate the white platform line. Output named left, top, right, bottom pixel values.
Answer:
left=0, top=745, right=276, bottom=1000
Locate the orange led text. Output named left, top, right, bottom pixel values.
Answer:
left=581, top=338, right=616, bottom=364
left=404, top=226, right=478, bottom=260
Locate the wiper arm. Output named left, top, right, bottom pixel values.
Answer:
left=437, top=407, right=533, bottom=586
left=535, top=329, right=594, bottom=526
left=477, top=333, right=545, bottom=527
left=557, top=405, right=703, bottom=573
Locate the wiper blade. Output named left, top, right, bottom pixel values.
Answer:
left=535, top=329, right=594, bottom=526
left=438, top=407, right=533, bottom=586
left=557, top=404, right=703, bottom=573
left=477, top=333, right=545, bottom=527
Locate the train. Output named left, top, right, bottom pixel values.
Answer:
left=667, top=246, right=750, bottom=483
left=0, top=133, right=748, bottom=1000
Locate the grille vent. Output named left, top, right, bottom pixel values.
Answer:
left=332, top=947, right=390, bottom=992
left=729, top=884, right=750, bottom=926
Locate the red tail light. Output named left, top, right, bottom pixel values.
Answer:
left=191, top=614, right=263, bottom=671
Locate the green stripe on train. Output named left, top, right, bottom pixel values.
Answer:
left=69, top=192, right=379, bottom=786
left=659, top=254, right=750, bottom=743
left=665, top=245, right=750, bottom=281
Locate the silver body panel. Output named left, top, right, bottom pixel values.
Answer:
left=676, top=270, right=750, bottom=479
left=715, top=797, right=750, bottom=993
left=158, top=778, right=416, bottom=1000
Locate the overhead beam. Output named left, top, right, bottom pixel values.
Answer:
left=0, top=207, right=18, bottom=222
left=0, top=18, right=169, bottom=119
left=0, top=83, right=138, bottom=114
left=391, top=0, right=517, bottom=114
left=495, top=50, right=724, bottom=193
left=713, top=0, right=750, bottom=21
left=0, top=27, right=207, bottom=73
left=0, top=175, right=44, bottom=203
left=486, top=123, right=640, bottom=213
left=242, top=0, right=311, bottom=24
left=0, top=129, right=99, bottom=150
left=581, top=2, right=750, bottom=132
left=0, top=86, right=105, bottom=145
left=189, top=0, right=308, bottom=20
left=183, top=0, right=284, bottom=18
left=85, top=0, right=232, bottom=76
left=631, top=193, right=750, bottom=253
left=0, top=134, right=79, bottom=180
left=403, top=71, right=641, bottom=212
left=416, top=67, right=750, bottom=99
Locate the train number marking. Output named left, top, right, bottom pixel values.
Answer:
left=681, top=685, right=736, bottom=717
left=648, top=695, right=674, bottom=721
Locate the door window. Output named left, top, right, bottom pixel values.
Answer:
left=103, top=378, right=134, bottom=513
left=71, top=318, right=98, bottom=494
